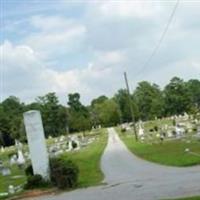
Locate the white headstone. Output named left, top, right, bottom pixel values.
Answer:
left=1, top=167, right=11, bottom=176
left=23, top=110, right=50, bottom=180
left=138, top=124, right=144, bottom=137
left=10, top=155, right=17, bottom=165
left=8, top=185, right=15, bottom=194
left=68, top=140, right=73, bottom=151
left=1, top=146, right=5, bottom=153
left=17, top=150, right=25, bottom=165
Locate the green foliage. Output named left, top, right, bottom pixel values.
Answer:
left=91, top=98, right=120, bottom=127
left=164, top=77, right=192, bottom=116
left=68, top=93, right=91, bottom=132
left=187, top=79, right=200, bottom=110
left=134, top=81, right=164, bottom=120
left=25, top=165, right=33, bottom=176
left=37, top=93, right=68, bottom=137
left=50, top=158, right=79, bottom=189
left=60, top=129, right=108, bottom=187
left=24, top=174, right=50, bottom=189
left=117, top=127, right=200, bottom=166
left=0, top=77, right=199, bottom=145
left=114, top=89, right=139, bottom=122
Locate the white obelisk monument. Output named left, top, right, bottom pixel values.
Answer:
left=23, top=110, right=50, bottom=180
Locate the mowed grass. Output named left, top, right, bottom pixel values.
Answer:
left=0, top=129, right=108, bottom=199
left=117, top=128, right=200, bottom=166
left=0, top=149, right=27, bottom=195
left=60, top=129, right=108, bottom=187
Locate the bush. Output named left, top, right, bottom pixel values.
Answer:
left=72, top=141, right=77, bottom=149
left=121, top=128, right=126, bottom=133
left=24, top=174, right=50, bottom=189
left=154, top=126, right=158, bottom=132
left=50, top=158, right=79, bottom=189
left=25, top=165, right=33, bottom=176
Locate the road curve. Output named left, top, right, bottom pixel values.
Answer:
left=29, top=128, right=200, bottom=200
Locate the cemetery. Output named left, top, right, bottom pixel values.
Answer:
left=118, top=113, right=200, bottom=166
left=0, top=111, right=107, bottom=199
left=1, top=112, right=199, bottom=199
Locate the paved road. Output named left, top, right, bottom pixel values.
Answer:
left=31, top=128, right=200, bottom=200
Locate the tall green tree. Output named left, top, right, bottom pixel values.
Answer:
left=133, top=81, right=164, bottom=120
left=67, top=93, right=91, bottom=132
left=186, top=79, right=200, bottom=110
left=0, top=96, right=24, bottom=145
left=164, top=77, right=191, bottom=116
left=114, top=89, right=139, bottom=123
left=91, top=98, right=120, bottom=127
left=90, top=95, right=108, bottom=127
left=37, top=93, right=67, bottom=137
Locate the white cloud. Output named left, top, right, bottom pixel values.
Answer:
left=23, top=16, right=87, bottom=59
left=0, top=41, right=118, bottom=104
left=89, top=0, right=162, bottom=19
left=1, top=1, right=200, bottom=104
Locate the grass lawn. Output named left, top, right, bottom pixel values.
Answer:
left=116, top=127, right=200, bottom=167
left=0, top=129, right=107, bottom=199
left=60, top=128, right=108, bottom=187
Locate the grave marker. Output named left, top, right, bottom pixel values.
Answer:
left=23, top=110, right=50, bottom=180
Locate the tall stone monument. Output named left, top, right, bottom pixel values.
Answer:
left=23, top=110, right=50, bottom=180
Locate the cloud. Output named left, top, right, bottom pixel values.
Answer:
left=88, top=0, right=162, bottom=19
left=0, top=41, right=121, bottom=104
left=1, top=1, right=200, bottom=104
left=23, top=15, right=87, bottom=60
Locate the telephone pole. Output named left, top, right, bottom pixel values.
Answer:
left=124, top=72, right=138, bottom=141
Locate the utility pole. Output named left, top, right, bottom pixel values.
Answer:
left=124, top=72, right=138, bottom=141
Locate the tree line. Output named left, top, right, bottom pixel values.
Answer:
left=0, top=77, right=199, bottom=146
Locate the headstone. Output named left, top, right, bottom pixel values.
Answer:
left=175, top=126, right=185, bottom=137
left=183, top=112, right=189, bottom=120
left=1, top=167, right=11, bottom=176
left=167, top=131, right=173, bottom=138
left=8, top=185, right=15, bottom=194
left=1, top=146, right=5, bottom=153
left=156, top=133, right=160, bottom=138
left=23, top=110, right=50, bottom=180
left=15, top=140, right=23, bottom=150
left=17, top=150, right=25, bottom=165
left=10, top=155, right=17, bottom=165
left=68, top=140, right=73, bottom=151
left=59, top=136, right=65, bottom=142
left=138, top=123, right=144, bottom=137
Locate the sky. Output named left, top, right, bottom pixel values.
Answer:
left=0, top=0, right=200, bottom=105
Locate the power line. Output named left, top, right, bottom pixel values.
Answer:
left=136, top=0, right=180, bottom=78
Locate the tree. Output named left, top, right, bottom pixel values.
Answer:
left=114, top=89, right=139, bottom=123
left=0, top=96, right=24, bottom=145
left=133, top=81, right=164, bottom=120
left=164, top=77, right=191, bottom=116
left=91, top=99, right=120, bottom=127
left=67, top=93, right=91, bottom=132
left=186, top=79, right=200, bottom=110
left=91, top=95, right=108, bottom=107
left=37, top=93, right=68, bottom=137
left=90, top=95, right=108, bottom=127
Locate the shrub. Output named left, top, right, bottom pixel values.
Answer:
left=154, top=126, right=158, bottom=132
left=193, top=127, right=197, bottom=132
left=24, top=174, right=50, bottom=189
left=72, top=141, right=77, bottom=149
left=25, top=165, right=33, bottom=176
left=50, top=158, right=79, bottom=189
left=121, top=128, right=126, bottom=133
